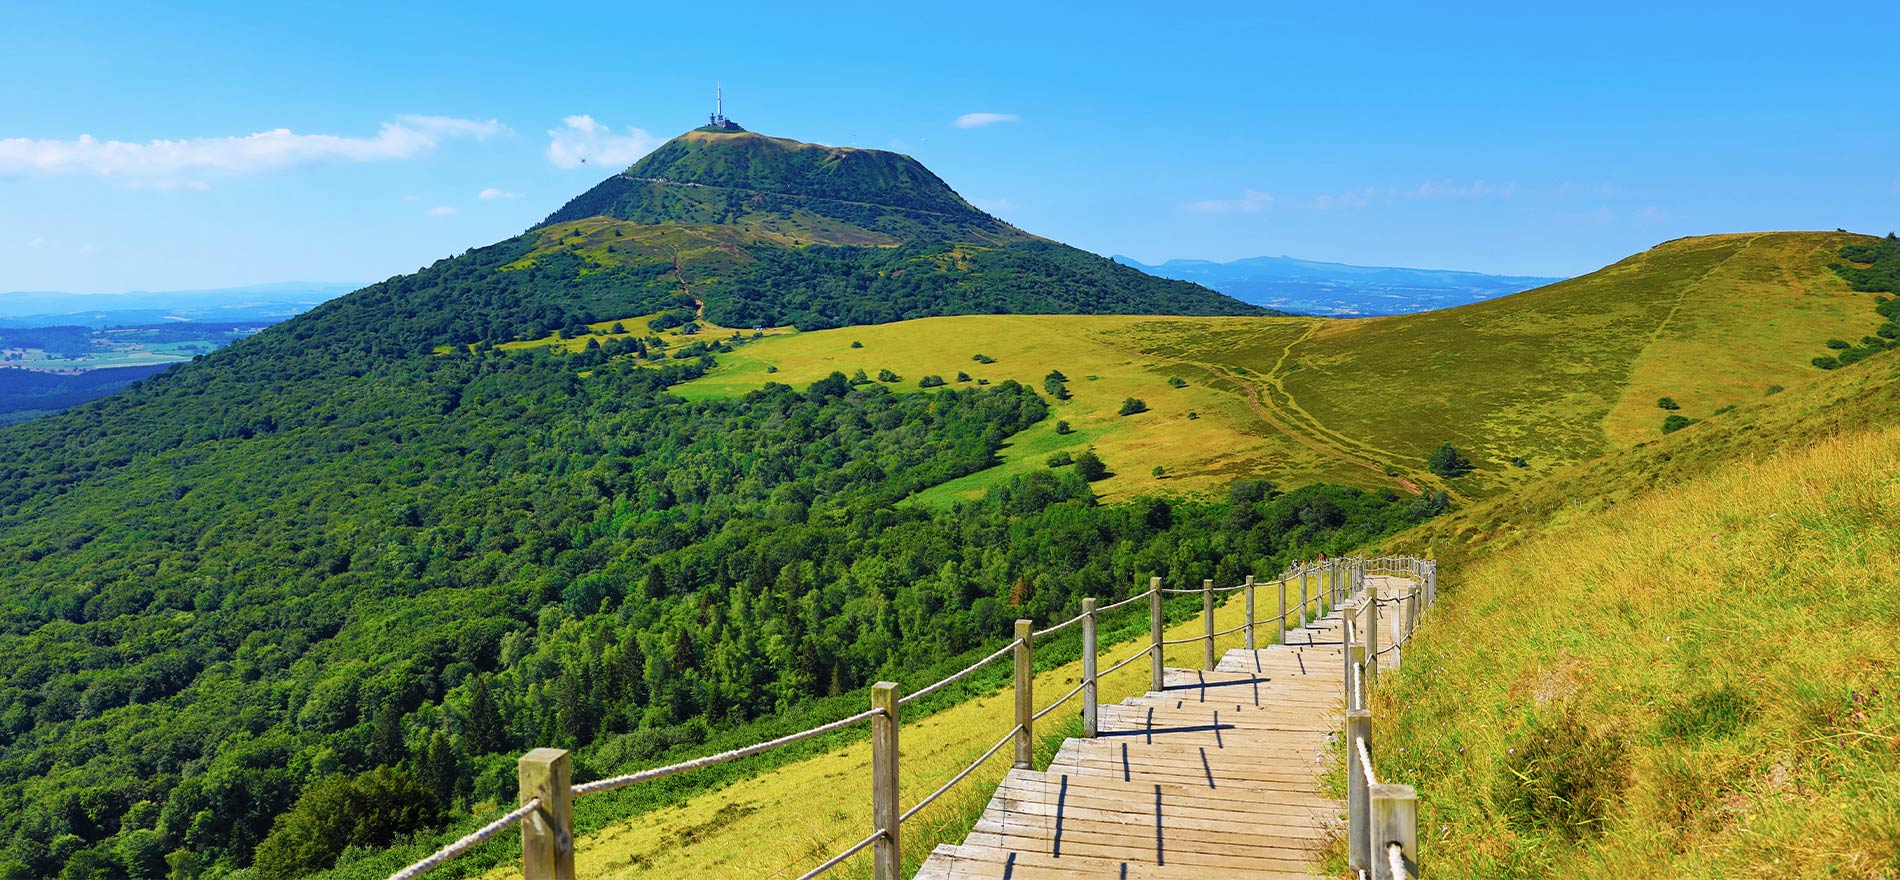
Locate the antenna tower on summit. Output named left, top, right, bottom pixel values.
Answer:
left=706, top=85, right=743, bottom=131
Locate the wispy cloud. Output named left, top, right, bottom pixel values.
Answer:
left=546, top=116, right=659, bottom=169
left=0, top=115, right=506, bottom=181
left=426, top=206, right=457, bottom=217
left=1314, top=187, right=1376, bottom=210
left=1404, top=179, right=1517, bottom=199
left=479, top=187, right=520, bottom=200
left=1184, top=188, right=1274, bottom=214
left=954, top=112, right=1020, bottom=129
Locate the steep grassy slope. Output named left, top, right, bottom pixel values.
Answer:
left=685, top=232, right=1893, bottom=502
left=1354, top=350, right=1900, bottom=877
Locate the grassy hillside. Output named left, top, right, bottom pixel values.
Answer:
left=683, top=232, right=1894, bottom=501
left=1352, top=349, right=1900, bottom=877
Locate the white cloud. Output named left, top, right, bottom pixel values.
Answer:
left=403, top=194, right=422, bottom=202
left=78, top=243, right=99, bottom=255
left=546, top=115, right=659, bottom=169
left=479, top=187, right=521, bottom=200
left=954, top=112, right=1020, bottom=129
left=1405, top=179, right=1517, bottom=199
left=426, top=206, right=457, bottom=217
left=1314, top=187, right=1376, bottom=210
left=1184, top=188, right=1274, bottom=214
left=0, top=115, right=507, bottom=180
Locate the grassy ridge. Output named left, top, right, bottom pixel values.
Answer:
left=680, top=232, right=1892, bottom=503
left=1343, top=348, right=1900, bottom=877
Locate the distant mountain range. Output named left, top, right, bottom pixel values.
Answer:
left=1113, top=255, right=1565, bottom=316
left=0, top=281, right=360, bottom=328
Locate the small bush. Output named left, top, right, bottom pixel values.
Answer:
left=1054, top=420, right=1072, bottom=435
left=1046, top=451, right=1073, bottom=467
left=1118, top=398, right=1149, bottom=416
left=1187, top=411, right=1199, bottom=420
left=1151, top=465, right=1166, bottom=478
left=1656, top=397, right=1679, bottom=410
left=1168, top=376, right=1188, bottom=388
left=877, top=368, right=900, bottom=383
left=1426, top=443, right=1473, bottom=478
left=1662, top=414, right=1697, bottom=433
left=850, top=340, right=863, bottom=349
left=1492, top=706, right=1628, bottom=841
left=1074, top=451, right=1108, bottom=481
left=849, top=369, right=871, bottom=385
left=1765, top=384, right=1784, bottom=395
left=971, top=353, right=996, bottom=364
left=1509, top=456, right=1529, bottom=468
left=1825, top=338, right=1851, bottom=350
left=765, top=365, right=778, bottom=374
left=918, top=375, right=946, bottom=388
left=955, top=371, right=971, bottom=382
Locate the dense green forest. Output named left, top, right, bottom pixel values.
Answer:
left=701, top=239, right=1261, bottom=330
left=0, top=328, right=1442, bottom=878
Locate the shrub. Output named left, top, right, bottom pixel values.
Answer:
left=765, top=365, right=778, bottom=374
left=971, top=353, right=996, bottom=364
left=1825, top=338, right=1851, bottom=350
left=1187, top=411, right=1199, bottom=420
left=1656, top=397, right=1679, bottom=410
left=851, top=340, right=863, bottom=348
left=1492, top=706, right=1628, bottom=840
left=1168, top=376, right=1187, bottom=388
left=253, top=768, right=441, bottom=879
left=1046, top=451, right=1073, bottom=467
left=1662, top=414, right=1697, bottom=433
left=918, top=375, right=946, bottom=388
left=1073, top=451, right=1108, bottom=481
left=1426, top=443, right=1473, bottom=478
left=1509, top=456, right=1529, bottom=468
left=1152, top=465, right=1166, bottom=478
left=877, top=368, right=900, bottom=383
left=955, top=371, right=972, bottom=382
left=849, top=369, right=871, bottom=385
left=1119, top=398, right=1149, bottom=416
left=1054, top=420, right=1072, bottom=435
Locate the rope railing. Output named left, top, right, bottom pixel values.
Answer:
left=898, top=639, right=1020, bottom=707
left=386, top=798, right=541, bottom=880
left=386, top=555, right=1435, bottom=880
left=1342, top=557, right=1433, bottom=880
left=900, top=724, right=1022, bottom=822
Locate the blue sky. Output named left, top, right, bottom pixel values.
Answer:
left=2, top=1, right=1895, bottom=293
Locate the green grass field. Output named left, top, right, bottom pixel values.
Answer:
left=1354, top=348, right=1900, bottom=877
left=672, top=232, right=1888, bottom=503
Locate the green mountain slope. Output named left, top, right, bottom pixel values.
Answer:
left=524, top=129, right=1266, bottom=329
left=1359, top=348, right=1900, bottom=878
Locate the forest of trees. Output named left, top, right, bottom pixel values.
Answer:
left=0, top=329, right=1443, bottom=877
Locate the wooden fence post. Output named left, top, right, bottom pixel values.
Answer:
left=1342, top=600, right=1355, bottom=691
left=1346, top=709, right=1372, bottom=871
left=1243, top=576, right=1256, bottom=652
left=1277, top=577, right=1287, bottom=646
left=1369, top=784, right=1419, bottom=880
left=519, top=748, right=574, bottom=880
left=1202, top=578, right=1215, bottom=671
left=871, top=682, right=901, bottom=880
left=1149, top=577, right=1164, bottom=691
left=1298, top=568, right=1309, bottom=630
left=1363, top=590, right=1379, bottom=690
left=1081, top=598, right=1098, bottom=738
left=1014, top=620, right=1033, bottom=769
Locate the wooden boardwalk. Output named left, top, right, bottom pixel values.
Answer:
left=915, top=582, right=1398, bottom=880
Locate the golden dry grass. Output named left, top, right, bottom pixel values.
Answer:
left=1364, top=422, right=1900, bottom=878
